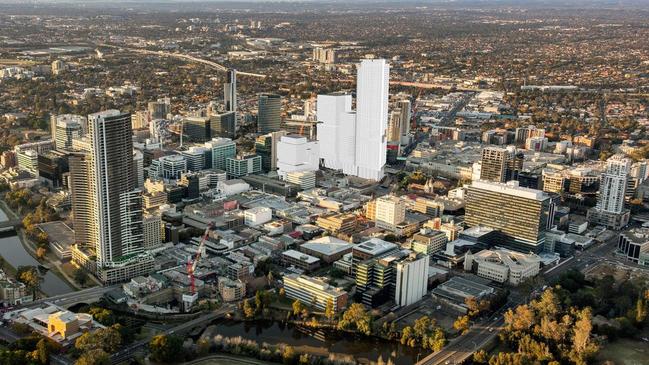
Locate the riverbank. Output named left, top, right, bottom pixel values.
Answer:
left=184, top=354, right=275, bottom=365
left=199, top=319, right=421, bottom=365
left=0, top=198, right=78, bottom=295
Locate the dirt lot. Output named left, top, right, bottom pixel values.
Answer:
left=393, top=297, right=457, bottom=333
left=596, top=327, right=649, bottom=365
left=584, top=261, right=649, bottom=285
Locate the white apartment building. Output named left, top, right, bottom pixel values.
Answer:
left=317, top=59, right=389, bottom=181
left=394, top=253, right=430, bottom=307
left=243, top=207, right=272, bottom=227
left=286, top=170, right=316, bottom=190
left=16, top=149, right=38, bottom=174
left=597, top=154, right=631, bottom=214
left=52, top=114, right=85, bottom=150
left=150, top=155, right=187, bottom=180
left=276, top=135, right=319, bottom=178
left=375, top=195, right=406, bottom=230
left=587, top=154, right=632, bottom=229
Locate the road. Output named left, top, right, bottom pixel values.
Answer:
left=20, top=284, right=119, bottom=309
left=98, top=44, right=266, bottom=78
left=110, top=304, right=235, bottom=364
left=417, top=233, right=621, bottom=365
left=416, top=305, right=509, bottom=365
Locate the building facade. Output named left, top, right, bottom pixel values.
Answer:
left=465, top=180, right=553, bottom=253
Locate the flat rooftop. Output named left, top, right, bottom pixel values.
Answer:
left=471, top=179, right=549, bottom=201
left=282, top=249, right=320, bottom=264
left=353, top=238, right=398, bottom=256
left=36, top=221, right=75, bottom=246
left=438, top=276, right=494, bottom=298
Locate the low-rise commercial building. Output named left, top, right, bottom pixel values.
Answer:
left=281, top=250, right=321, bottom=272
left=464, top=248, right=541, bottom=285
left=283, top=273, right=348, bottom=313
left=218, top=276, right=246, bottom=302
left=299, top=236, right=353, bottom=263
left=618, top=228, right=649, bottom=264
left=316, top=213, right=357, bottom=235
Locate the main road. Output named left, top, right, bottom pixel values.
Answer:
left=97, top=43, right=266, bottom=79
left=416, top=233, right=621, bottom=365
left=110, top=304, right=235, bottom=364
left=19, top=284, right=120, bottom=309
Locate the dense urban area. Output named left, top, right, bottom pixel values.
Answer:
left=0, top=1, right=648, bottom=365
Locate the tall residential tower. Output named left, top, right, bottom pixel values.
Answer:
left=587, top=154, right=632, bottom=229
left=69, top=110, right=153, bottom=283
left=317, top=59, right=389, bottom=181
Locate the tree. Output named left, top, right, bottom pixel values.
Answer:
left=635, top=296, right=648, bottom=324
left=75, top=326, right=121, bottom=353
left=35, top=339, right=48, bottom=365
left=570, top=308, right=598, bottom=365
left=36, top=232, right=49, bottom=246
left=73, top=269, right=88, bottom=286
left=282, top=345, right=296, bottom=365
left=400, top=326, right=415, bottom=347
left=16, top=266, right=41, bottom=298
left=532, top=290, right=561, bottom=320
left=325, top=298, right=335, bottom=321
left=36, top=247, right=47, bottom=260
left=255, top=291, right=264, bottom=313
left=242, top=299, right=255, bottom=318
left=337, top=303, right=372, bottom=336
left=149, top=335, right=184, bottom=364
left=292, top=299, right=303, bottom=317
left=75, top=349, right=110, bottom=365
left=473, top=349, right=489, bottom=364
left=86, top=307, right=114, bottom=326
left=453, top=315, right=470, bottom=334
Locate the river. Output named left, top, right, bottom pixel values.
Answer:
left=0, top=208, right=75, bottom=296
left=203, top=320, right=425, bottom=365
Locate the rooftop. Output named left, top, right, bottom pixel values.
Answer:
left=301, top=237, right=353, bottom=255
left=353, top=238, right=398, bottom=256
left=471, top=179, right=549, bottom=201
left=282, top=249, right=320, bottom=264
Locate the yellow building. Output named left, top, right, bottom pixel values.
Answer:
left=316, top=213, right=357, bottom=235
left=47, top=310, right=94, bottom=341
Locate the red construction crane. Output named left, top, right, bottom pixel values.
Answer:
left=187, top=222, right=213, bottom=294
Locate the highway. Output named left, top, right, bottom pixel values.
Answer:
left=98, top=44, right=266, bottom=79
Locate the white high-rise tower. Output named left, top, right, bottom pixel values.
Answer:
left=587, top=154, right=632, bottom=229
left=597, top=154, right=631, bottom=214
left=355, top=59, right=389, bottom=180
left=317, top=59, right=389, bottom=181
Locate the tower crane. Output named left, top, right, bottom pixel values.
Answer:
left=187, top=222, right=214, bottom=295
